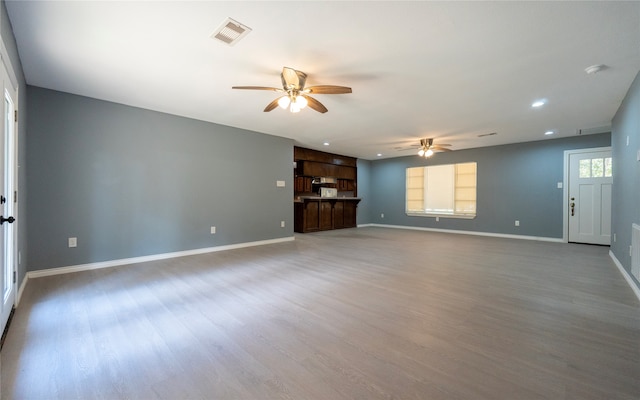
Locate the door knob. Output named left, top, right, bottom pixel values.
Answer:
left=0, top=215, right=15, bottom=224
left=570, top=203, right=575, bottom=217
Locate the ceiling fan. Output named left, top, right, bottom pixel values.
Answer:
left=232, top=67, right=352, bottom=113
left=416, top=138, right=452, bottom=157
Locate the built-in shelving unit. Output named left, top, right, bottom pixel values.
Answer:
left=293, top=147, right=360, bottom=233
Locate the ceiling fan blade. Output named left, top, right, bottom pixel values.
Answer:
left=232, top=86, right=282, bottom=91
left=305, top=85, right=352, bottom=94
left=394, top=145, right=421, bottom=150
left=431, top=147, right=452, bottom=152
left=263, top=97, right=282, bottom=112
left=303, top=95, right=328, bottom=113
left=282, top=67, right=307, bottom=90
left=435, top=143, right=452, bottom=147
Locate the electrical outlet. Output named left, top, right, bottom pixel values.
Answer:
left=515, top=220, right=520, bottom=227
left=280, top=221, right=285, bottom=228
left=68, top=237, right=77, bottom=248
left=210, top=226, right=216, bottom=234
left=436, top=216, right=439, bottom=222
left=381, top=213, right=384, bottom=218
left=614, top=233, right=617, bottom=242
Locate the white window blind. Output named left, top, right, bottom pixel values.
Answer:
left=406, top=162, right=477, bottom=218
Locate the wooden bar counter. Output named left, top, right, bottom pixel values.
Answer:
left=294, top=197, right=361, bottom=233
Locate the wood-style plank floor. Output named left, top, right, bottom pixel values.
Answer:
left=2, top=227, right=639, bottom=399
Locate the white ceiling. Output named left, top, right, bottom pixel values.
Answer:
left=6, top=1, right=640, bottom=160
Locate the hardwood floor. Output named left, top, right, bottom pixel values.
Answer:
left=2, top=227, right=639, bottom=399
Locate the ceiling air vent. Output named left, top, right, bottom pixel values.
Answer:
left=211, top=18, right=251, bottom=46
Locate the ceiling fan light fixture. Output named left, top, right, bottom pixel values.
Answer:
left=418, top=149, right=425, bottom=156
left=425, top=149, right=434, bottom=157
left=294, top=95, right=308, bottom=110
left=278, top=96, right=291, bottom=109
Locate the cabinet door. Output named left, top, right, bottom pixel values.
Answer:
left=346, top=180, right=355, bottom=191
left=334, top=201, right=345, bottom=229
left=343, top=201, right=357, bottom=228
left=320, top=201, right=333, bottom=230
left=304, top=201, right=320, bottom=232
left=295, top=177, right=313, bottom=194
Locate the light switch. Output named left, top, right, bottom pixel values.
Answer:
left=276, top=180, right=285, bottom=187
left=557, top=182, right=563, bottom=189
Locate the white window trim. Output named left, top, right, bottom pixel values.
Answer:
left=406, top=212, right=476, bottom=220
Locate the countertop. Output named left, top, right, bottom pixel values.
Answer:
left=295, top=196, right=361, bottom=203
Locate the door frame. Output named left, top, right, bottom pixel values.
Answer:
left=0, top=38, right=19, bottom=330
left=562, top=146, right=611, bottom=243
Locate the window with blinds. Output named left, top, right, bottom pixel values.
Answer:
left=406, top=162, right=477, bottom=218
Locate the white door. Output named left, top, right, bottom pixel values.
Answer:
left=568, top=149, right=612, bottom=245
left=0, top=57, right=17, bottom=335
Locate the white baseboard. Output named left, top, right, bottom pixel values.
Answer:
left=609, top=250, right=640, bottom=303
left=26, top=236, right=295, bottom=280
left=16, top=271, right=29, bottom=306
left=367, top=223, right=564, bottom=243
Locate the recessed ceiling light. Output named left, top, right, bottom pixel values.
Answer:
left=544, top=130, right=555, bottom=136
left=531, top=100, right=546, bottom=108
left=377, top=153, right=382, bottom=157
left=323, top=142, right=330, bottom=146
left=585, top=64, right=607, bottom=74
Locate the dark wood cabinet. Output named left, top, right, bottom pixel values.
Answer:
left=294, top=198, right=360, bottom=233
left=294, top=147, right=357, bottom=167
left=294, top=176, right=313, bottom=193
left=343, top=200, right=357, bottom=227
left=337, top=179, right=355, bottom=191
left=297, top=161, right=356, bottom=180
left=294, top=146, right=359, bottom=232
left=320, top=201, right=333, bottom=230
left=333, top=200, right=345, bottom=229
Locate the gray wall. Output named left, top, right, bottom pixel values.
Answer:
left=27, top=86, right=293, bottom=271
left=611, top=70, right=640, bottom=288
left=1, top=0, right=27, bottom=286
left=356, top=159, right=372, bottom=225
left=369, top=133, right=611, bottom=238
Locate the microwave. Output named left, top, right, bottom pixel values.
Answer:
left=320, top=187, right=338, bottom=198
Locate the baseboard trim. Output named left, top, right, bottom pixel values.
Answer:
left=27, top=236, right=295, bottom=280
left=16, top=272, right=29, bottom=306
left=609, top=250, right=640, bottom=303
left=367, top=223, right=564, bottom=243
